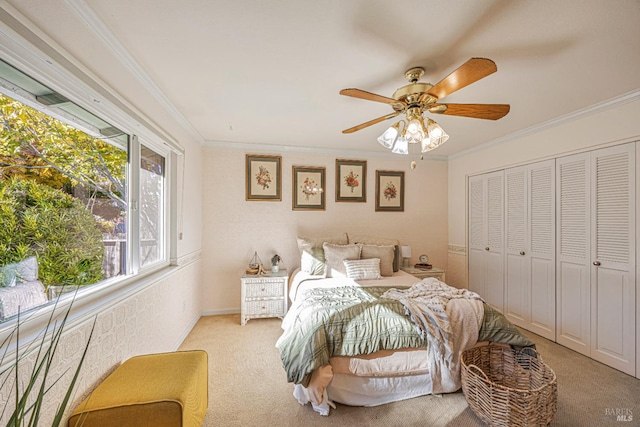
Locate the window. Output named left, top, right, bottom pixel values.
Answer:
left=139, top=145, right=165, bottom=268
left=0, top=59, right=169, bottom=322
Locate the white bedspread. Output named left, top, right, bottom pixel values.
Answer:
left=382, top=278, right=484, bottom=393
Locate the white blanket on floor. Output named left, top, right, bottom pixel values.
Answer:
left=382, top=278, right=484, bottom=393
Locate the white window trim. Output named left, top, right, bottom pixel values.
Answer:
left=0, top=7, right=178, bottom=348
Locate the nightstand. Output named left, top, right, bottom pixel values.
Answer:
left=240, top=269, right=288, bottom=325
left=400, top=266, right=446, bottom=282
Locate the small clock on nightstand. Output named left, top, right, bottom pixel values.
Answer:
left=415, top=254, right=432, bottom=269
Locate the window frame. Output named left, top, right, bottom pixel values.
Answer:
left=0, top=16, right=181, bottom=347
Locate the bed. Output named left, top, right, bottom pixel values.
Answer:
left=275, top=234, right=534, bottom=416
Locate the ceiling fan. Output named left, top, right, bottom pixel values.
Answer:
left=339, top=57, right=510, bottom=158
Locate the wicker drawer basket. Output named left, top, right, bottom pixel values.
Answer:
left=461, top=343, right=557, bottom=427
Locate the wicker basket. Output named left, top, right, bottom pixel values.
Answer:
left=461, top=343, right=557, bottom=427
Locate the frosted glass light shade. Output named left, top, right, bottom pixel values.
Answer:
left=423, top=119, right=449, bottom=152
left=405, top=118, right=425, bottom=144
left=377, top=123, right=399, bottom=149
left=391, top=136, right=409, bottom=154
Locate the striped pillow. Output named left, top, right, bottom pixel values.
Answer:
left=343, top=258, right=382, bottom=280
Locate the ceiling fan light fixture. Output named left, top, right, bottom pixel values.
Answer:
left=405, top=117, right=426, bottom=144
left=423, top=118, right=449, bottom=152
left=377, top=121, right=402, bottom=149
left=391, top=135, right=409, bottom=155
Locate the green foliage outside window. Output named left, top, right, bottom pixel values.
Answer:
left=0, top=178, right=104, bottom=290
left=0, top=94, right=127, bottom=208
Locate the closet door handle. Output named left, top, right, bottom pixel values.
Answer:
left=593, top=261, right=601, bottom=266
left=485, top=247, right=490, bottom=251
left=520, top=251, right=525, bottom=256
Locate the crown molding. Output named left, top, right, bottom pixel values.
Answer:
left=0, top=3, right=185, bottom=154
left=64, top=0, right=204, bottom=146
left=450, top=89, right=640, bottom=160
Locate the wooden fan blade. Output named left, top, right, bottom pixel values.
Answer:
left=428, top=103, right=510, bottom=120
left=340, top=88, right=404, bottom=105
left=426, top=58, right=498, bottom=101
left=342, top=112, right=400, bottom=134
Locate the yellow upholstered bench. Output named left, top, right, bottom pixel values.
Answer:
left=68, top=350, right=208, bottom=427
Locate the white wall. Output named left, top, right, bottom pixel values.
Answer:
left=447, top=96, right=640, bottom=287
left=201, top=145, right=448, bottom=314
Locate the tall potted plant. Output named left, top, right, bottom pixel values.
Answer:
left=1, top=296, right=95, bottom=426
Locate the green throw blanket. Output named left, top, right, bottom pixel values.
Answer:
left=276, top=285, right=534, bottom=387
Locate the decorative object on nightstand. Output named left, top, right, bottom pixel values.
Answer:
left=400, top=245, right=412, bottom=267
left=414, top=253, right=432, bottom=269
left=241, top=269, right=288, bottom=325
left=271, top=254, right=282, bottom=273
left=246, top=251, right=267, bottom=275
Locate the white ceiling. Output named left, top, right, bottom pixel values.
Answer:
left=5, top=0, right=640, bottom=157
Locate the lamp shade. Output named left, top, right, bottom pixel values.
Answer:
left=377, top=123, right=400, bottom=149
left=391, top=135, right=409, bottom=154
left=424, top=118, right=449, bottom=151
left=405, top=118, right=425, bottom=144
left=401, top=245, right=412, bottom=258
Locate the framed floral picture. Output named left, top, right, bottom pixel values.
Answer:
left=336, top=159, right=366, bottom=202
left=292, top=166, right=325, bottom=210
left=375, top=170, right=405, bottom=212
left=246, top=154, right=282, bottom=201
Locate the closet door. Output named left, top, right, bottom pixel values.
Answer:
left=468, top=170, right=504, bottom=312
left=528, top=160, right=556, bottom=340
left=468, top=175, right=487, bottom=298
left=505, top=160, right=555, bottom=340
left=504, top=166, right=528, bottom=327
left=590, top=143, right=635, bottom=375
left=556, top=153, right=591, bottom=355
left=557, top=143, right=635, bottom=375
left=485, top=172, right=505, bottom=312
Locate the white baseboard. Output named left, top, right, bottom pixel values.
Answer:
left=200, top=308, right=240, bottom=317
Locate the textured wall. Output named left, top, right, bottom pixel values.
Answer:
left=0, top=258, right=202, bottom=425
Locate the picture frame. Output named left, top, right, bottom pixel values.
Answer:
left=292, top=166, right=325, bottom=210
left=336, top=159, right=366, bottom=202
left=375, top=170, right=405, bottom=212
left=246, top=154, right=282, bottom=201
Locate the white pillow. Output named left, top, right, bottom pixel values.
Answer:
left=297, top=234, right=348, bottom=276
left=344, top=258, right=382, bottom=280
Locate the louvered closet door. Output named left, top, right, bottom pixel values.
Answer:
left=556, top=152, right=591, bottom=355
left=505, top=160, right=555, bottom=340
left=468, top=170, right=504, bottom=312
left=528, top=160, right=556, bottom=340
left=485, top=172, right=505, bottom=311
left=505, top=166, right=528, bottom=327
left=590, top=143, right=635, bottom=375
left=468, top=175, right=487, bottom=298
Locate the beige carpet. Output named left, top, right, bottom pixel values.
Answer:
left=179, top=315, right=640, bottom=426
